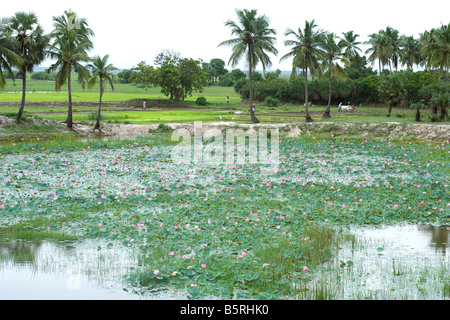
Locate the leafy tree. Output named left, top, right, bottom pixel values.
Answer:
left=8, top=12, right=49, bottom=124
left=47, top=10, right=94, bottom=129
left=265, top=72, right=279, bottom=80
left=377, top=74, right=407, bottom=117
left=280, top=20, right=325, bottom=122
left=208, top=58, right=228, bottom=83
left=158, top=57, right=182, bottom=100
left=320, top=32, right=347, bottom=118
left=231, top=69, right=246, bottom=81
left=178, top=58, right=208, bottom=100
left=219, top=9, right=278, bottom=123
left=87, top=54, right=117, bottom=130
left=344, top=54, right=376, bottom=79
left=396, top=70, right=437, bottom=104
left=154, top=49, right=181, bottom=66
left=130, top=61, right=158, bottom=89
left=117, top=69, right=133, bottom=83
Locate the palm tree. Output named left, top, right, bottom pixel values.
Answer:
left=321, top=32, right=347, bottom=119
left=280, top=20, right=325, bottom=122
left=87, top=55, right=117, bottom=131
left=339, top=30, right=362, bottom=66
left=399, top=35, right=422, bottom=70
left=420, top=28, right=439, bottom=72
left=0, top=18, right=23, bottom=90
left=218, top=9, right=278, bottom=123
left=8, top=12, right=49, bottom=124
left=428, top=23, right=450, bottom=80
left=383, top=26, right=401, bottom=72
left=47, top=11, right=94, bottom=129
left=365, top=30, right=392, bottom=76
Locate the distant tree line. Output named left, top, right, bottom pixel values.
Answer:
left=1, top=8, right=448, bottom=125
left=217, top=9, right=448, bottom=122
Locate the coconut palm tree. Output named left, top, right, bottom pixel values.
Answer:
left=47, top=10, right=94, bottom=129
left=321, top=32, right=347, bottom=119
left=0, top=18, right=23, bottom=90
left=87, top=54, right=117, bottom=131
left=383, top=26, right=401, bottom=72
left=365, top=31, right=392, bottom=76
left=218, top=9, right=278, bottom=123
left=8, top=12, right=49, bottom=124
left=399, top=35, right=422, bottom=70
left=428, top=23, right=450, bottom=80
left=339, top=30, right=362, bottom=67
left=280, top=20, right=325, bottom=122
left=420, top=28, right=439, bottom=72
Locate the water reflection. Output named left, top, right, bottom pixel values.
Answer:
left=353, top=224, right=449, bottom=256
left=0, top=239, right=144, bottom=300
left=417, top=225, right=449, bottom=255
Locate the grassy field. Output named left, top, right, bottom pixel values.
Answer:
left=0, top=77, right=240, bottom=104
left=0, top=76, right=447, bottom=126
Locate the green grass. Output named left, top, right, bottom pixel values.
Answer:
left=0, top=78, right=241, bottom=104
left=1, top=78, right=448, bottom=126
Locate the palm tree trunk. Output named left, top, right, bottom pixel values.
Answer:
left=248, top=49, right=259, bottom=124
left=95, top=77, right=103, bottom=131
left=66, top=71, right=73, bottom=129
left=323, top=69, right=332, bottom=119
left=386, top=103, right=393, bottom=118
left=16, top=70, right=26, bottom=124
left=304, top=66, right=313, bottom=122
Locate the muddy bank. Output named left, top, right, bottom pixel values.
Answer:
left=73, top=122, right=450, bottom=142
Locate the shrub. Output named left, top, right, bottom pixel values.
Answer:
left=266, top=96, right=279, bottom=107
left=234, top=78, right=249, bottom=96
left=195, top=96, right=208, bottom=106
left=149, top=123, right=172, bottom=133
left=87, top=111, right=105, bottom=121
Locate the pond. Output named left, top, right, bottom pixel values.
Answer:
left=0, top=224, right=447, bottom=300
left=305, top=224, right=449, bottom=300
left=0, top=134, right=448, bottom=299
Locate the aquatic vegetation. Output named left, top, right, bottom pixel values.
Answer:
left=0, top=134, right=448, bottom=299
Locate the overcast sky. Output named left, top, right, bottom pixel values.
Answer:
left=2, top=0, right=449, bottom=71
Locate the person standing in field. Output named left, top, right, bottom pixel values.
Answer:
left=226, top=96, right=229, bottom=105
left=143, top=100, right=146, bottom=109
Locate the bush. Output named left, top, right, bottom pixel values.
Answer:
left=87, top=111, right=105, bottom=121
left=266, top=96, right=279, bottom=107
left=31, top=71, right=56, bottom=81
left=196, top=96, right=208, bottom=106
left=149, top=123, right=172, bottom=133
left=234, top=78, right=249, bottom=96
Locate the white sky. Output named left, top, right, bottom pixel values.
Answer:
left=2, top=0, right=449, bottom=71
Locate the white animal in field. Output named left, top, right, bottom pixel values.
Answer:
left=338, top=103, right=357, bottom=112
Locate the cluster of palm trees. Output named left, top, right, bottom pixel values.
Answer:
left=0, top=10, right=116, bottom=129
left=366, top=25, right=450, bottom=79
left=219, top=9, right=449, bottom=123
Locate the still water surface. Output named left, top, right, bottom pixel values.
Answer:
left=0, top=224, right=448, bottom=300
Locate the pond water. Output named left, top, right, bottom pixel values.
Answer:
left=0, top=239, right=149, bottom=300
left=308, top=224, right=449, bottom=300
left=0, top=224, right=448, bottom=300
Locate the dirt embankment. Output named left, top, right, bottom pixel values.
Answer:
left=72, top=121, right=450, bottom=142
